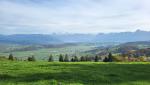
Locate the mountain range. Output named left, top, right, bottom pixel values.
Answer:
left=0, top=30, right=150, bottom=44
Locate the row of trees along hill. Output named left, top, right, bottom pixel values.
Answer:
left=103, top=53, right=113, bottom=62
left=57, top=53, right=113, bottom=62
left=58, top=54, right=101, bottom=62
left=6, top=53, right=113, bottom=62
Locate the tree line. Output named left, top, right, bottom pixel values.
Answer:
left=58, top=53, right=113, bottom=62
left=7, top=53, right=113, bottom=62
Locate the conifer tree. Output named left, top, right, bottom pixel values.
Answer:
left=80, top=56, right=85, bottom=61
left=108, top=52, right=113, bottom=62
left=8, top=53, right=14, bottom=61
left=48, top=54, right=53, bottom=62
left=74, top=55, right=78, bottom=62
left=71, top=57, right=74, bottom=62
left=64, top=54, right=69, bottom=62
left=31, top=55, right=36, bottom=61
left=59, top=54, right=64, bottom=62
left=103, top=57, right=108, bottom=62
left=94, top=55, right=99, bottom=62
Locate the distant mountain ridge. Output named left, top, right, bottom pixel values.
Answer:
left=0, top=34, right=61, bottom=45
left=0, top=30, right=150, bottom=44
left=94, top=30, right=150, bottom=42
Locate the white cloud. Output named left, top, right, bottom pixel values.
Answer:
left=0, top=0, right=150, bottom=34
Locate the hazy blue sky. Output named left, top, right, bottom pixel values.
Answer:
left=0, top=0, right=150, bottom=34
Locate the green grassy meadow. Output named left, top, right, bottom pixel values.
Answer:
left=0, top=61, right=150, bottom=85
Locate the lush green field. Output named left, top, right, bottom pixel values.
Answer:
left=0, top=61, right=150, bottom=85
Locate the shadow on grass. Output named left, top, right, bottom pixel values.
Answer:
left=0, top=63, right=150, bottom=85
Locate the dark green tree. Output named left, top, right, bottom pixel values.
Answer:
left=48, top=54, right=53, bottom=62
left=108, top=52, right=113, bottom=62
left=31, top=55, right=36, bottom=61
left=71, top=57, right=75, bottom=62
left=64, top=54, right=69, bottom=62
left=86, top=57, right=91, bottom=61
left=80, top=56, right=85, bottom=61
left=8, top=53, right=14, bottom=61
left=27, top=57, right=32, bottom=61
left=103, top=57, right=108, bottom=62
left=59, top=54, right=64, bottom=62
left=85, top=55, right=89, bottom=61
left=28, top=55, right=36, bottom=61
left=89, top=56, right=93, bottom=61
left=94, top=55, right=99, bottom=62
left=84, top=55, right=93, bottom=61
left=74, top=55, right=78, bottom=62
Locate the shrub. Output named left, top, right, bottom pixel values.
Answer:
left=139, top=56, right=147, bottom=62
left=28, top=55, right=36, bottom=61
left=0, top=56, right=8, bottom=61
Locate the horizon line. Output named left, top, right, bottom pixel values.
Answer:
left=0, top=29, right=149, bottom=35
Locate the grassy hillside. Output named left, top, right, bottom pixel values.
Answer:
left=0, top=61, right=150, bottom=85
